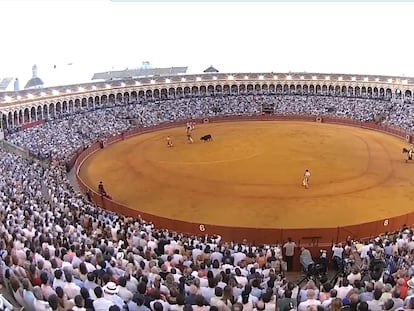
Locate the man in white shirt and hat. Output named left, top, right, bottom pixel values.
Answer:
left=103, top=282, right=124, bottom=310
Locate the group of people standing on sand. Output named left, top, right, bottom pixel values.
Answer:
left=166, top=122, right=196, bottom=147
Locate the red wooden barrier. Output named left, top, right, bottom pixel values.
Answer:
left=20, top=119, right=44, bottom=131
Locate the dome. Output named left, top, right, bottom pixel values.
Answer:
left=24, top=77, right=44, bottom=89
left=24, top=64, right=44, bottom=89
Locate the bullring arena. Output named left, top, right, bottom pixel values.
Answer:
left=79, top=117, right=414, bottom=236
left=2, top=72, right=414, bottom=245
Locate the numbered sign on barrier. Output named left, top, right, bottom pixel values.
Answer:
left=316, top=117, right=322, bottom=123
left=199, top=224, right=206, bottom=232
left=203, top=118, right=209, bottom=124
left=406, top=134, right=411, bottom=143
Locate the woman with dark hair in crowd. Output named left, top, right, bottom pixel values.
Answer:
left=221, top=285, right=235, bottom=310
left=167, top=286, right=180, bottom=305
left=9, top=274, right=25, bottom=308
left=80, top=287, right=95, bottom=311
left=261, top=287, right=277, bottom=309
left=240, top=290, right=253, bottom=311
left=330, top=297, right=343, bottom=311
left=55, top=286, right=74, bottom=310
left=193, top=294, right=209, bottom=311
left=26, top=263, right=41, bottom=286
left=48, top=294, right=59, bottom=311
left=319, top=282, right=333, bottom=303
left=170, top=293, right=186, bottom=311
left=74, top=262, right=89, bottom=282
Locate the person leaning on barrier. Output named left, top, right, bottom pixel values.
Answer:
left=332, top=243, right=345, bottom=272
left=98, top=181, right=112, bottom=199
left=98, top=181, right=106, bottom=195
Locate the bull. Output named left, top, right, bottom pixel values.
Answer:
left=200, top=134, right=213, bottom=142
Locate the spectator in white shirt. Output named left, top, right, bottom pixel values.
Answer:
left=347, top=266, right=362, bottom=285
left=332, top=243, right=344, bottom=272
left=367, top=289, right=384, bottom=311
left=321, top=289, right=337, bottom=310
left=52, top=269, right=66, bottom=290
left=117, top=276, right=133, bottom=303
left=93, top=286, right=113, bottom=311
left=335, top=278, right=353, bottom=300
left=283, top=238, right=297, bottom=272
left=298, top=289, right=321, bottom=311
left=103, top=282, right=125, bottom=310
left=64, top=271, right=81, bottom=299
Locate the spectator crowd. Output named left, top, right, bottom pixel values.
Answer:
left=6, top=94, right=414, bottom=161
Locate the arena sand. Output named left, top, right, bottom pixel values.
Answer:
left=78, top=121, right=414, bottom=229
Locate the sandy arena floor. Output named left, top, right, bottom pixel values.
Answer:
left=79, top=121, right=414, bottom=229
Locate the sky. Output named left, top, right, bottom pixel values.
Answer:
left=1, top=0, right=414, bottom=88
